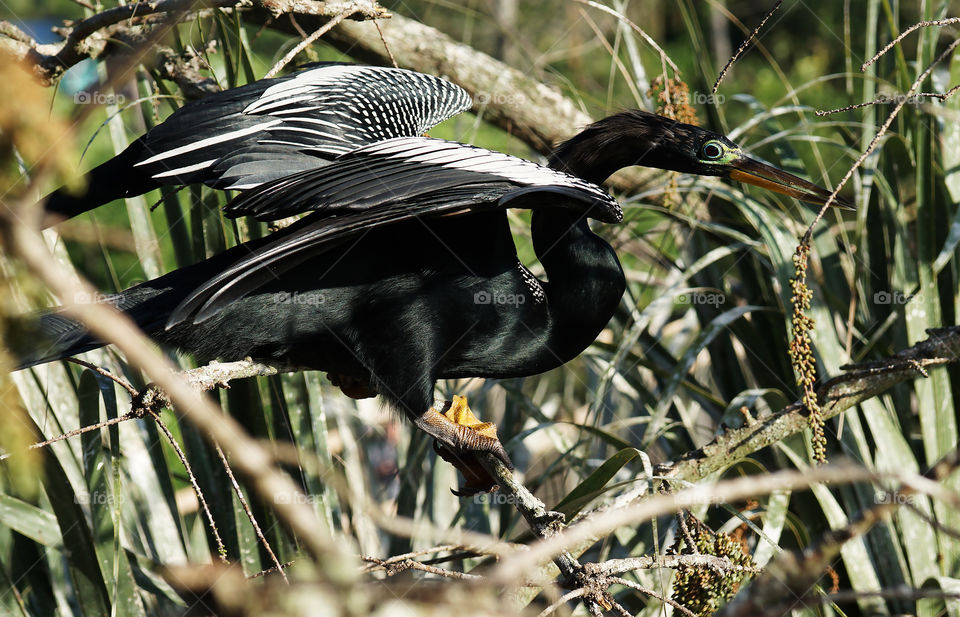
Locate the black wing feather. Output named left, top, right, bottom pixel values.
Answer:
left=169, top=138, right=621, bottom=326
left=44, top=64, right=472, bottom=223
left=91, top=65, right=474, bottom=191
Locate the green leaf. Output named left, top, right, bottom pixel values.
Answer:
left=553, top=448, right=645, bottom=521
left=0, top=495, right=61, bottom=548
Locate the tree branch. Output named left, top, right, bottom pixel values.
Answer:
left=656, top=326, right=960, bottom=484
left=0, top=0, right=387, bottom=84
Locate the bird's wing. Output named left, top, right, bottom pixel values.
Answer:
left=168, top=137, right=621, bottom=326
left=131, top=64, right=472, bottom=190
left=223, top=136, right=618, bottom=219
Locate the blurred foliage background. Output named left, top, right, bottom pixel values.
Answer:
left=2, top=1, right=960, bottom=616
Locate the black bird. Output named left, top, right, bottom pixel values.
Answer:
left=24, top=64, right=850, bottom=492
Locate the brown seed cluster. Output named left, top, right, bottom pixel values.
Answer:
left=647, top=76, right=699, bottom=126
left=788, top=242, right=827, bottom=464
left=647, top=77, right=698, bottom=209
left=670, top=514, right=754, bottom=616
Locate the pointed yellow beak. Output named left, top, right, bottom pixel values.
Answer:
left=728, top=157, right=855, bottom=210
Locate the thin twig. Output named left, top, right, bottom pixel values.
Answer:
left=817, top=86, right=960, bottom=115
left=535, top=587, right=587, bottom=617
left=264, top=10, right=354, bottom=78
left=803, top=37, right=960, bottom=241
left=609, top=577, right=698, bottom=617
left=148, top=409, right=228, bottom=562
left=862, top=18, right=960, bottom=70
left=607, top=598, right=633, bottom=617
left=361, top=555, right=482, bottom=581
left=65, top=357, right=138, bottom=396
left=903, top=501, right=960, bottom=541
left=213, top=442, right=288, bottom=582
left=360, top=545, right=469, bottom=572
left=0, top=412, right=140, bottom=461
left=249, top=561, right=297, bottom=578
left=713, top=0, right=782, bottom=93
left=372, top=19, right=398, bottom=68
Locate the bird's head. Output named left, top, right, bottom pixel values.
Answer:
left=550, top=109, right=853, bottom=210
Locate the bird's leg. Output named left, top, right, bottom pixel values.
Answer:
left=413, top=395, right=513, bottom=496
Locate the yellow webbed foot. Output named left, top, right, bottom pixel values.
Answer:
left=414, top=395, right=512, bottom=496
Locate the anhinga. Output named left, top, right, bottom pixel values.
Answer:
left=23, top=64, right=850, bottom=493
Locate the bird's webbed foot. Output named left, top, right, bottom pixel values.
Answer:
left=413, top=395, right=513, bottom=496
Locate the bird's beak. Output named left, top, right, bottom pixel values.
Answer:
left=727, top=156, right=855, bottom=210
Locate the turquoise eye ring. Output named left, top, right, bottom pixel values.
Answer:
left=701, top=140, right=724, bottom=160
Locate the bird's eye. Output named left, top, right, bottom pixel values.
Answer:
left=701, top=140, right=724, bottom=160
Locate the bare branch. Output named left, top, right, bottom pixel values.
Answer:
left=586, top=554, right=761, bottom=577
left=263, top=8, right=353, bottom=78
left=658, top=326, right=960, bottom=485
left=149, top=407, right=229, bottom=562
left=803, top=36, right=960, bottom=237
left=361, top=555, right=482, bottom=581
left=0, top=203, right=348, bottom=570
left=817, top=86, right=960, bottom=115
left=0, top=0, right=387, bottom=84
left=491, top=464, right=885, bottom=585
left=535, top=588, right=587, bottom=617
left=712, top=0, right=783, bottom=93
left=862, top=18, right=960, bottom=70
left=610, top=576, right=699, bottom=617
left=214, top=442, right=288, bottom=582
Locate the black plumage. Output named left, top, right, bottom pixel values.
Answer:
left=23, top=64, right=850, bottom=491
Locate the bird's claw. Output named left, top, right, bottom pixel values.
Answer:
left=415, top=395, right=512, bottom=496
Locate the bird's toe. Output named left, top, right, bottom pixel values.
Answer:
left=414, top=395, right=513, bottom=495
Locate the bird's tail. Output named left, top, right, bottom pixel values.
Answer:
left=12, top=283, right=179, bottom=370
left=12, top=237, right=273, bottom=371
left=41, top=138, right=157, bottom=228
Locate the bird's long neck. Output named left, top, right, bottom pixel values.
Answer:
left=547, top=125, right=649, bottom=185
left=531, top=209, right=625, bottom=359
